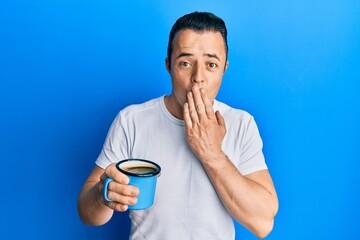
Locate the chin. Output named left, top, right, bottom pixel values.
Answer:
left=173, top=93, right=186, bottom=106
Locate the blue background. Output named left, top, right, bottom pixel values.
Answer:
left=1, top=1, right=359, bottom=239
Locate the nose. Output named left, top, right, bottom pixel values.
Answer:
left=191, top=63, right=205, bottom=84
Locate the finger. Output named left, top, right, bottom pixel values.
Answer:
left=183, top=102, right=193, bottom=128
left=109, top=203, right=128, bottom=212
left=191, top=85, right=207, bottom=120
left=215, top=110, right=225, bottom=127
left=200, top=88, right=215, bottom=120
left=106, top=201, right=129, bottom=212
left=104, top=181, right=138, bottom=206
left=187, top=91, right=199, bottom=123
left=104, top=163, right=129, bottom=184
left=108, top=181, right=139, bottom=197
left=106, top=189, right=138, bottom=206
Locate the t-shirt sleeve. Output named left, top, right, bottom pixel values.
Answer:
left=95, top=112, right=129, bottom=169
left=237, top=116, right=267, bottom=175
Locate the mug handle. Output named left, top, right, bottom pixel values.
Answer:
left=102, top=178, right=114, bottom=202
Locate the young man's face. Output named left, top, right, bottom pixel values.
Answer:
left=166, top=29, right=228, bottom=119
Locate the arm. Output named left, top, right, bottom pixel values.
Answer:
left=184, top=85, right=278, bottom=238
left=77, top=164, right=139, bottom=226
left=200, top=155, right=278, bottom=238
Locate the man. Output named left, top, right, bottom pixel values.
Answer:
left=78, top=11, right=278, bottom=239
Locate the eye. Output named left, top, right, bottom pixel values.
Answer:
left=179, top=61, right=191, bottom=67
left=208, top=62, right=218, bottom=69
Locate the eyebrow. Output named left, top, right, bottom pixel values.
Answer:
left=175, top=52, right=220, bottom=61
left=205, top=53, right=220, bottom=61
left=176, top=52, right=193, bottom=59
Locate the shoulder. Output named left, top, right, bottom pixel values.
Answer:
left=109, top=97, right=162, bottom=129
left=214, top=99, right=254, bottom=124
left=119, top=96, right=162, bottom=119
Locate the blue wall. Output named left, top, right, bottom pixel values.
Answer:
left=1, top=1, right=359, bottom=239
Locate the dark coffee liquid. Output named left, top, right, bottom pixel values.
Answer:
left=124, top=166, right=157, bottom=175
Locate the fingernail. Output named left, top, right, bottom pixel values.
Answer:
left=128, top=198, right=135, bottom=205
left=122, top=205, right=128, bottom=211
left=131, top=190, right=138, bottom=196
left=121, top=177, right=129, bottom=184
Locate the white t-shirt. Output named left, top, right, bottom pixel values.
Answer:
left=96, top=96, right=267, bottom=240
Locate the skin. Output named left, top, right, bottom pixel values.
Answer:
left=78, top=29, right=278, bottom=238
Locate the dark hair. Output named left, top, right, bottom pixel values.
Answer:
left=167, top=11, right=228, bottom=68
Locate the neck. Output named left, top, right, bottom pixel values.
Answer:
left=164, top=94, right=184, bottom=120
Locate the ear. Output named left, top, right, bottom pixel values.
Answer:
left=224, top=61, right=229, bottom=73
left=165, top=57, right=171, bottom=73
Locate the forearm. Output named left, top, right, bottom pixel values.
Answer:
left=77, top=181, right=114, bottom=226
left=200, top=152, right=278, bottom=238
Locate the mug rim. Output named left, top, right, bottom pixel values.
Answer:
left=116, top=159, right=161, bottom=177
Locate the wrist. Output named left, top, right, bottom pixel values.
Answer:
left=95, top=181, right=108, bottom=208
left=199, top=149, right=227, bottom=167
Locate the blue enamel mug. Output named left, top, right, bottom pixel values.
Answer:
left=103, top=159, right=161, bottom=210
